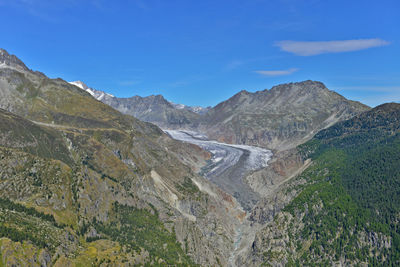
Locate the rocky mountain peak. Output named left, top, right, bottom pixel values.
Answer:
left=200, top=80, right=370, bottom=150
left=230, top=89, right=250, bottom=99
left=69, top=81, right=115, bottom=100
left=269, top=80, right=327, bottom=94
left=212, top=89, right=250, bottom=110
left=0, top=48, right=29, bottom=71
left=170, top=101, right=210, bottom=114
left=153, top=94, right=168, bottom=101
left=69, top=80, right=89, bottom=90
left=142, top=94, right=171, bottom=105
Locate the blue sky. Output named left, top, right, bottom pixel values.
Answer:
left=0, top=0, right=399, bottom=107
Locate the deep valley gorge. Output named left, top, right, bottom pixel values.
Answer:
left=1, top=46, right=400, bottom=267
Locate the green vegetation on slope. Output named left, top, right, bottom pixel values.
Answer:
left=282, top=103, right=400, bottom=266
left=93, top=202, right=196, bottom=266
left=0, top=199, right=69, bottom=251
left=0, top=99, right=197, bottom=265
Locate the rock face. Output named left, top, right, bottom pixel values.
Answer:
left=0, top=48, right=29, bottom=71
left=199, top=80, right=370, bottom=150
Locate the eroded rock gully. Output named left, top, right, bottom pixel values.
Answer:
left=165, top=130, right=307, bottom=266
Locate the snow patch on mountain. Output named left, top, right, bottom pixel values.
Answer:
left=169, top=101, right=210, bottom=114
left=69, top=81, right=114, bottom=100
left=69, top=81, right=209, bottom=116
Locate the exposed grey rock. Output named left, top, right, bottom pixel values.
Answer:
left=0, top=48, right=29, bottom=71
left=199, top=80, right=370, bottom=150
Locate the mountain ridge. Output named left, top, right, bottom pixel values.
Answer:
left=69, top=80, right=210, bottom=114
left=69, top=79, right=370, bottom=151
left=0, top=48, right=29, bottom=71
left=199, top=80, right=370, bottom=150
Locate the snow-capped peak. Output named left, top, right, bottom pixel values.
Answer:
left=69, top=81, right=89, bottom=90
left=169, top=101, right=210, bottom=114
left=69, top=81, right=114, bottom=100
left=173, top=103, right=186, bottom=110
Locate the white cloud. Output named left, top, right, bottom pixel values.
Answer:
left=255, top=68, right=299, bottom=76
left=276, top=38, right=390, bottom=56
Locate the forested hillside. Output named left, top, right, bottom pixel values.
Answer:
left=249, top=103, right=400, bottom=266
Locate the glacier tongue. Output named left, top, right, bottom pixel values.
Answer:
left=165, top=130, right=272, bottom=173
left=164, top=129, right=273, bottom=211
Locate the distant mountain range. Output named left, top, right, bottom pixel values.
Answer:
left=69, top=80, right=209, bottom=128
left=70, top=80, right=369, bottom=150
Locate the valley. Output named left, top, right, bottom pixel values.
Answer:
left=165, top=130, right=272, bottom=211
left=0, top=47, right=399, bottom=266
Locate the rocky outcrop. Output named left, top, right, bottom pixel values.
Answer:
left=0, top=48, right=29, bottom=71
left=199, top=80, right=370, bottom=150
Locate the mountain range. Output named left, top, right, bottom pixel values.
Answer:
left=69, top=80, right=209, bottom=129
left=69, top=79, right=369, bottom=151
left=0, top=48, right=399, bottom=266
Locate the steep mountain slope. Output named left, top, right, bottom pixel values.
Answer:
left=199, top=80, right=369, bottom=150
left=243, top=103, right=400, bottom=266
left=69, top=81, right=205, bottom=128
left=0, top=48, right=245, bottom=266
left=77, top=79, right=369, bottom=152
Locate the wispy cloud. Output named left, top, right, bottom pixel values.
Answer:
left=255, top=68, right=299, bottom=76
left=276, top=38, right=390, bottom=56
